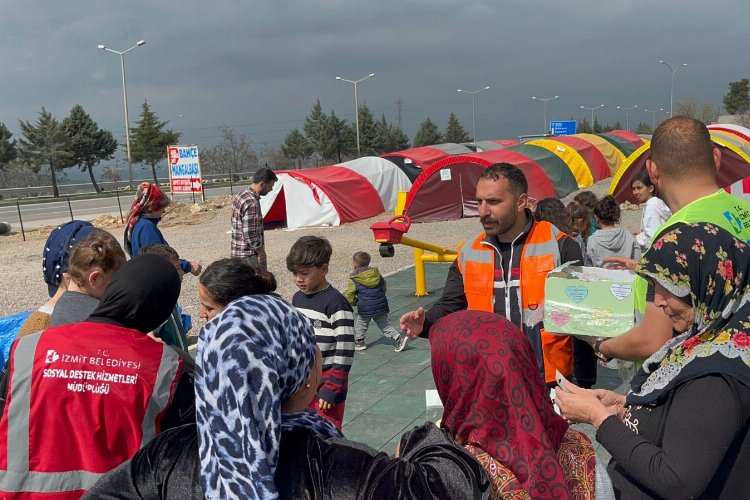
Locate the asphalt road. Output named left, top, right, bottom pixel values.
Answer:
left=0, top=185, right=238, bottom=231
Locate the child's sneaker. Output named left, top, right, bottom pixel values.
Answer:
left=394, top=335, right=408, bottom=352
left=354, top=340, right=367, bottom=351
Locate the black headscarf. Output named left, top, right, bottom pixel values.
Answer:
left=629, top=223, right=750, bottom=405
left=87, top=254, right=181, bottom=333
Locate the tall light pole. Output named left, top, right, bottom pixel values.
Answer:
left=531, top=96, right=559, bottom=134
left=98, top=40, right=146, bottom=190
left=659, top=60, right=687, bottom=118
left=616, top=105, right=638, bottom=131
left=335, top=73, right=375, bottom=156
left=644, top=108, right=664, bottom=132
left=580, top=104, right=605, bottom=132
left=457, top=86, right=491, bottom=141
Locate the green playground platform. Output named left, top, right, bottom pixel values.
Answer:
left=342, top=261, right=625, bottom=462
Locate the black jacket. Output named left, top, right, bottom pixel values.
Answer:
left=423, top=213, right=583, bottom=337
left=84, top=422, right=489, bottom=499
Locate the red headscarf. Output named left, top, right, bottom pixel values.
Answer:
left=431, top=310, right=573, bottom=498
left=124, top=182, right=169, bottom=256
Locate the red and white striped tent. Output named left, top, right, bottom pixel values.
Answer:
left=260, top=157, right=411, bottom=229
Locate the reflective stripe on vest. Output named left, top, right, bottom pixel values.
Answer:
left=0, top=331, right=180, bottom=494
left=520, top=223, right=563, bottom=328
left=457, top=222, right=573, bottom=382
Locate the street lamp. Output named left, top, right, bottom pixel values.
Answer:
left=643, top=108, right=664, bottom=132
left=531, top=96, right=559, bottom=134
left=616, top=105, right=638, bottom=132
left=659, top=60, right=687, bottom=118
left=98, top=40, right=146, bottom=190
left=457, top=86, right=491, bottom=142
left=335, top=73, right=375, bottom=156
left=580, top=104, right=605, bottom=132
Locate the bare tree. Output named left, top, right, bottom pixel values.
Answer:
left=101, top=164, right=122, bottom=184
left=675, top=99, right=719, bottom=125
left=259, top=143, right=294, bottom=171
left=201, top=127, right=258, bottom=178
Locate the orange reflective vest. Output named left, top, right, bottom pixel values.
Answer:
left=0, top=322, right=184, bottom=498
left=457, top=221, right=573, bottom=383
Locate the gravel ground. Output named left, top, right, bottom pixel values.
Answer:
left=0, top=178, right=640, bottom=336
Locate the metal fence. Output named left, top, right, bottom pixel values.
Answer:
left=0, top=173, right=255, bottom=240
left=0, top=172, right=254, bottom=199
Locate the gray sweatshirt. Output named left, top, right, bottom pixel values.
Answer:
left=586, top=227, right=638, bottom=268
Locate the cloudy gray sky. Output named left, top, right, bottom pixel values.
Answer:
left=1, top=0, right=746, bottom=157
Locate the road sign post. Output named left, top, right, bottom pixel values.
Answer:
left=167, top=145, right=206, bottom=202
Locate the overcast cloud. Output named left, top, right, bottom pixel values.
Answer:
left=1, top=0, right=747, bottom=154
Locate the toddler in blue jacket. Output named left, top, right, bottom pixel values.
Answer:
left=344, top=251, right=408, bottom=352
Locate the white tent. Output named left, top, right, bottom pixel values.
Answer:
left=335, top=156, right=412, bottom=211
left=260, top=166, right=386, bottom=229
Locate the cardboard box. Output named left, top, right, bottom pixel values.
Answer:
left=544, top=263, right=635, bottom=338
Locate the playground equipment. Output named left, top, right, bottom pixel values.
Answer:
left=370, top=215, right=457, bottom=296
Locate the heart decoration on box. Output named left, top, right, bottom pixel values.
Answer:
left=610, top=283, right=632, bottom=301
left=565, top=286, right=588, bottom=303
left=549, top=311, right=571, bottom=327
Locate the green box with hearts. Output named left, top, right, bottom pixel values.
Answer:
left=543, top=263, right=636, bottom=338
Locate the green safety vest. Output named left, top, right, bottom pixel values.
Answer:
left=634, top=190, right=750, bottom=317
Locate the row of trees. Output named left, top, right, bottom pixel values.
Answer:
left=280, top=100, right=411, bottom=167
left=279, top=101, right=475, bottom=168
left=0, top=101, right=179, bottom=196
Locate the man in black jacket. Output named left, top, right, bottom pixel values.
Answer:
left=400, top=163, right=585, bottom=385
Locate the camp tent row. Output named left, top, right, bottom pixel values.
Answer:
left=262, top=131, right=646, bottom=228
left=609, top=124, right=750, bottom=205
left=402, top=131, right=645, bottom=223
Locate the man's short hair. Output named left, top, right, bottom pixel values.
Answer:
left=479, top=163, right=528, bottom=196
left=253, top=167, right=278, bottom=184
left=650, top=116, right=715, bottom=179
left=352, top=251, right=371, bottom=268
left=286, top=236, right=332, bottom=271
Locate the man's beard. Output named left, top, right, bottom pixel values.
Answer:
left=480, top=213, right=516, bottom=237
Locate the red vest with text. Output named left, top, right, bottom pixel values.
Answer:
left=0, top=322, right=183, bottom=499
left=457, top=221, right=573, bottom=383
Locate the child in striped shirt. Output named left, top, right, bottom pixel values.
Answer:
left=287, top=236, right=355, bottom=429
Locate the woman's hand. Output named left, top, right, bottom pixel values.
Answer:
left=592, top=389, right=626, bottom=419
left=555, top=382, right=620, bottom=429
left=601, top=256, right=638, bottom=270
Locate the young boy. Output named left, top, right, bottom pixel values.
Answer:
left=137, top=243, right=190, bottom=351
left=287, top=236, right=354, bottom=429
left=344, top=251, right=408, bottom=352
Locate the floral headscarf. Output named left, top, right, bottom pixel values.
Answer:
left=431, top=311, right=581, bottom=499
left=195, top=294, right=341, bottom=500
left=629, top=223, right=750, bottom=405
left=124, top=182, right=169, bottom=256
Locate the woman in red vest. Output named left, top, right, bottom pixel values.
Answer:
left=0, top=254, right=194, bottom=499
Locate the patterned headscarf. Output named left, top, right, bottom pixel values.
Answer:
left=195, top=294, right=341, bottom=500
left=629, top=222, right=750, bottom=405
left=42, top=220, right=100, bottom=297
left=431, top=311, right=575, bottom=499
left=124, top=182, right=169, bottom=256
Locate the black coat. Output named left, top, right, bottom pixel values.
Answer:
left=84, top=422, right=489, bottom=499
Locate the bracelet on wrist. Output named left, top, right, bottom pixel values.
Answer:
left=594, top=338, right=612, bottom=363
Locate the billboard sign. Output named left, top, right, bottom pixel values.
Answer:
left=167, top=145, right=203, bottom=194
left=549, top=120, right=577, bottom=136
